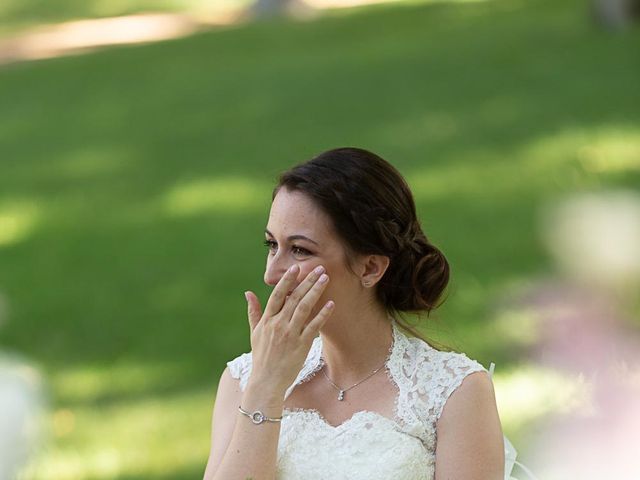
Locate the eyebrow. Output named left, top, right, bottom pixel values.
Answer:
left=265, top=229, right=319, bottom=246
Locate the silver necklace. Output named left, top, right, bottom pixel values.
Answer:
left=319, top=339, right=394, bottom=401
left=320, top=361, right=387, bottom=401
left=319, top=319, right=397, bottom=401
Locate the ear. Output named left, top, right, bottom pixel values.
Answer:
left=359, top=254, right=390, bottom=288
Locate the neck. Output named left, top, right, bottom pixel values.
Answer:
left=318, top=300, right=394, bottom=387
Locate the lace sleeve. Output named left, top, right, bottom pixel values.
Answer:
left=433, top=352, right=488, bottom=421
left=226, top=351, right=253, bottom=392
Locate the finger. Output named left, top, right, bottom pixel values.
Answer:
left=280, top=265, right=326, bottom=318
left=263, top=264, right=300, bottom=319
left=288, top=272, right=329, bottom=329
left=301, top=300, right=335, bottom=342
left=245, top=291, right=262, bottom=331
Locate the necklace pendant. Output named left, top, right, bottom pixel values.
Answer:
left=338, top=390, right=345, bottom=401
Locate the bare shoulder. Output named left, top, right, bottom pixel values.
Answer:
left=203, top=366, right=243, bottom=479
left=438, top=370, right=496, bottom=425
left=435, top=370, right=504, bottom=480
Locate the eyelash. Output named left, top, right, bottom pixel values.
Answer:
left=263, top=239, right=312, bottom=257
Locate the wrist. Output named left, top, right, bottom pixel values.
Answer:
left=243, top=379, right=286, bottom=414
left=247, top=374, right=288, bottom=397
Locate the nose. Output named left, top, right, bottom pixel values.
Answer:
left=264, top=254, right=296, bottom=287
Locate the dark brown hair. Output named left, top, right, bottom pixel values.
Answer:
left=273, top=147, right=451, bottom=349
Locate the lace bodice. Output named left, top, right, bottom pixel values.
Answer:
left=227, top=319, right=518, bottom=480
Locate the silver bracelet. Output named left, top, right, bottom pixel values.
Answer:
left=238, top=405, right=283, bottom=424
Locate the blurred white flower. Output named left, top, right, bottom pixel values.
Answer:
left=0, top=292, right=46, bottom=480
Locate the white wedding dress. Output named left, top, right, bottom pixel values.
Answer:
left=227, top=318, right=526, bottom=480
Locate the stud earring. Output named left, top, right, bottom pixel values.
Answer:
left=363, top=281, right=372, bottom=287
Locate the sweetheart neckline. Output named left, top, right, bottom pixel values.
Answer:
left=282, top=407, right=403, bottom=431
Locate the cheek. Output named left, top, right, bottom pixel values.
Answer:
left=318, top=267, right=349, bottom=300
left=323, top=262, right=351, bottom=287
left=298, top=259, right=349, bottom=295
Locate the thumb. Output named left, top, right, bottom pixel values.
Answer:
left=244, top=291, right=262, bottom=331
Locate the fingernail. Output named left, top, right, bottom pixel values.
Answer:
left=318, top=274, right=328, bottom=283
left=244, top=291, right=250, bottom=301
left=289, top=264, right=299, bottom=274
left=314, top=265, right=325, bottom=275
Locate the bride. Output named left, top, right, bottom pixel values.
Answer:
left=204, top=147, right=507, bottom=480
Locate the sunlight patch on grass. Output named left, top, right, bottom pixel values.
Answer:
left=23, top=387, right=213, bottom=480
left=0, top=200, right=41, bottom=248
left=521, top=125, right=640, bottom=184
left=493, top=365, right=593, bottom=432
left=491, top=307, right=542, bottom=347
left=577, top=128, right=640, bottom=174
left=409, top=125, right=640, bottom=203
left=408, top=150, right=520, bottom=201
left=52, top=362, right=185, bottom=404
left=163, top=176, right=270, bottom=217
left=54, top=148, right=130, bottom=181
left=30, top=447, right=122, bottom=480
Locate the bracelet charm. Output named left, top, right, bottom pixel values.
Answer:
left=238, top=405, right=283, bottom=424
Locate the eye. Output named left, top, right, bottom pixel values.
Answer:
left=263, top=239, right=277, bottom=254
left=292, top=245, right=312, bottom=257
left=263, top=239, right=312, bottom=258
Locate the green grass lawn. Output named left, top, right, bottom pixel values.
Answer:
left=1, top=0, right=639, bottom=478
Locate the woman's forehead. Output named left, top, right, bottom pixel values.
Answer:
left=267, top=189, right=333, bottom=237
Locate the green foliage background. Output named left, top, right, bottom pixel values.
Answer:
left=0, top=0, right=638, bottom=478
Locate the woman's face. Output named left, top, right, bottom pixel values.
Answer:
left=264, top=187, right=360, bottom=320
